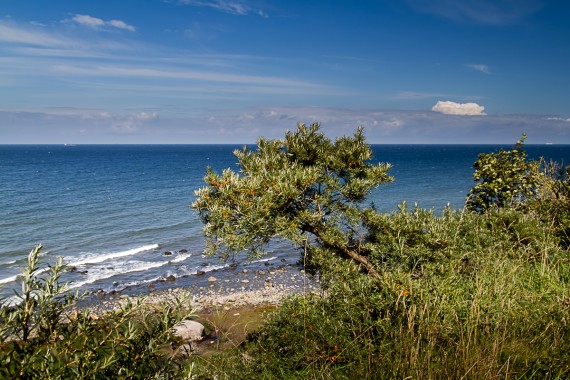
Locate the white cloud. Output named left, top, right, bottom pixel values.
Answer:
left=71, top=14, right=136, bottom=32
left=107, top=20, right=136, bottom=32
left=432, top=100, right=486, bottom=116
left=466, top=64, right=491, bottom=74
left=72, top=15, right=105, bottom=28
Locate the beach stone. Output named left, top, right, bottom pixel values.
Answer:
left=179, top=249, right=188, bottom=253
left=242, top=269, right=249, bottom=274
left=258, top=270, right=266, bottom=276
left=172, top=320, right=205, bottom=342
left=164, top=251, right=173, bottom=256
left=196, top=270, right=206, bottom=275
left=165, top=275, right=176, bottom=282
left=208, top=276, right=217, bottom=282
left=241, top=279, right=250, bottom=284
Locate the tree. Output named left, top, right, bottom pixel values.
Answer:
left=192, top=123, right=393, bottom=276
left=466, top=134, right=539, bottom=212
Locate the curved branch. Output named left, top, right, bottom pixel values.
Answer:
left=303, top=224, right=380, bottom=277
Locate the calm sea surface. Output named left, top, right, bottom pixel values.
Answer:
left=1, top=144, right=568, bottom=299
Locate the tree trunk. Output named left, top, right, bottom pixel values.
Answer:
left=305, top=224, right=380, bottom=277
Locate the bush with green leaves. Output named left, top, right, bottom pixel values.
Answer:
left=466, top=134, right=540, bottom=212
left=0, top=244, right=196, bottom=379
left=466, top=134, right=570, bottom=248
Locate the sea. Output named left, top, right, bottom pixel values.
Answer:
left=1, top=144, right=569, bottom=300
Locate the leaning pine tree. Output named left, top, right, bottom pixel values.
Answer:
left=192, top=123, right=393, bottom=276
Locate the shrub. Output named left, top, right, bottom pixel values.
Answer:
left=466, top=134, right=539, bottom=212
left=0, top=245, right=196, bottom=379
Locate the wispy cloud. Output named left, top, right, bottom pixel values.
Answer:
left=466, top=63, right=491, bottom=74
left=177, top=0, right=268, bottom=17
left=405, top=0, right=542, bottom=25
left=70, top=14, right=136, bottom=32
left=0, top=21, right=71, bottom=47
left=51, top=63, right=328, bottom=90
left=547, top=117, right=570, bottom=122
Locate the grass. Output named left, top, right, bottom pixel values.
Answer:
left=189, top=205, right=570, bottom=379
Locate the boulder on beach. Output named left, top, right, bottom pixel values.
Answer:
left=172, top=320, right=205, bottom=342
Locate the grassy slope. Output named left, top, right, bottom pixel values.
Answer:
left=191, top=206, right=570, bottom=379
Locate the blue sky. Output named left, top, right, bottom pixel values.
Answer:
left=1, top=0, right=569, bottom=143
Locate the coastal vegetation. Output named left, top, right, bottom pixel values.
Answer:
left=1, top=123, right=568, bottom=378
left=0, top=244, right=196, bottom=379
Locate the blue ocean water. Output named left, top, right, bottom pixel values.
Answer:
left=1, top=144, right=568, bottom=299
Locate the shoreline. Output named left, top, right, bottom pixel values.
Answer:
left=83, top=264, right=321, bottom=315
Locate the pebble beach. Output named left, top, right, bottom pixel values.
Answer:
left=83, top=263, right=321, bottom=315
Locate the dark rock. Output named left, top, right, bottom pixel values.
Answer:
left=164, top=251, right=173, bottom=256
left=165, top=275, right=176, bottom=282
left=196, top=270, right=206, bottom=276
left=179, top=249, right=188, bottom=253
left=79, top=270, right=88, bottom=275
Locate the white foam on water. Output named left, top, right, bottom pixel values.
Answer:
left=179, top=262, right=230, bottom=276
left=68, top=260, right=166, bottom=290
left=69, top=244, right=159, bottom=267
left=169, top=253, right=192, bottom=263
left=251, top=256, right=278, bottom=264
left=0, top=274, right=19, bottom=285
left=67, top=251, right=191, bottom=290
left=0, top=265, right=51, bottom=285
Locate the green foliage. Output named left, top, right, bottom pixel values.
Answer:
left=466, top=134, right=540, bottom=212
left=466, top=134, right=570, bottom=248
left=0, top=245, right=196, bottom=379
left=191, top=207, right=570, bottom=379
left=528, top=159, right=570, bottom=248
left=193, top=123, right=393, bottom=274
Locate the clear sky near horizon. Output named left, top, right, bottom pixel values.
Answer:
left=1, top=0, right=569, bottom=144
